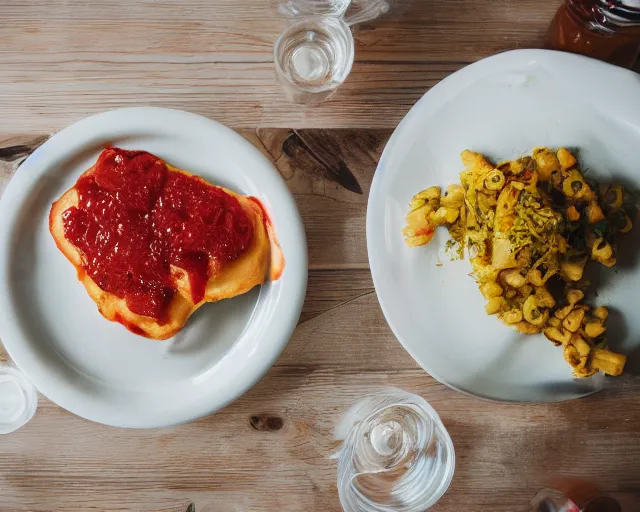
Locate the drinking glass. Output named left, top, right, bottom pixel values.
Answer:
left=0, top=362, right=38, bottom=434
left=332, top=388, right=455, bottom=512
left=274, top=0, right=390, bottom=104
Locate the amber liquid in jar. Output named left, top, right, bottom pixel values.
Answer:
left=546, top=0, right=640, bottom=68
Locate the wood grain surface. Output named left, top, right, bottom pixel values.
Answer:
left=2, top=1, right=640, bottom=511
left=0, top=0, right=563, bottom=135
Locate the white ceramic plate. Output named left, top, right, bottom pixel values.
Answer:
left=368, top=50, right=640, bottom=402
left=0, top=107, right=307, bottom=427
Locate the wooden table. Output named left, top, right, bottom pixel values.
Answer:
left=2, top=1, right=640, bottom=511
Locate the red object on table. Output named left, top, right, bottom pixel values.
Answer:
left=546, top=0, right=640, bottom=68
left=62, top=147, right=254, bottom=320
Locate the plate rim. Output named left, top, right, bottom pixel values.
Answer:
left=0, top=107, right=308, bottom=427
left=366, top=49, right=640, bottom=403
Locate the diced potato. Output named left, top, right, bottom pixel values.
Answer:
left=480, top=281, right=503, bottom=299
left=500, top=269, right=526, bottom=288
left=585, top=203, right=605, bottom=224
left=472, top=260, right=499, bottom=282
left=430, top=206, right=459, bottom=226
left=563, top=344, right=581, bottom=369
left=499, top=309, right=523, bottom=325
left=557, top=148, right=577, bottom=169
left=548, top=317, right=561, bottom=328
left=592, top=306, right=608, bottom=321
left=566, top=205, right=580, bottom=221
left=544, top=327, right=571, bottom=345
left=485, top=297, right=506, bottom=315
left=573, top=365, right=598, bottom=378
left=440, top=184, right=465, bottom=208
left=561, top=257, right=587, bottom=281
left=520, top=284, right=534, bottom=297
left=492, top=236, right=517, bottom=270
left=572, top=335, right=592, bottom=358
left=563, top=308, right=586, bottom=333
left=555, top=304, right=574, bottom=320
left=461, top=150, right=494, bottom=174
left=512, top=321, right=540, bottom=334
left=591, top=349, right=627, bottom=376
left=601, top=257, right=617, bottom=268
left=566, top=289, right=584, bottom=305
left=533, top=147, right=560, bottom=181
left=584, top=321, right=606, bottom=338
left=535, top=287, right=555, bottom=308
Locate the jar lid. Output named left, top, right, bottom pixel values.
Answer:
left=0, top=364, right=38, bottom=434
left=601, top=0, right=640, bottom=24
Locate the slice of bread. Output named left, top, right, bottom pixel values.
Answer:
left=49, top=149, right=284, bottom=340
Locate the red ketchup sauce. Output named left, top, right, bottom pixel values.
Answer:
left=62, top=148, right=253, bottom=322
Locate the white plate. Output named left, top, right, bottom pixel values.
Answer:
left=0, top=107, right=307, bottom=427
left=367, top=50, right=640, bottom=402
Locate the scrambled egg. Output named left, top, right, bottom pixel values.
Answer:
left=403, top=147, right=634, bottom=378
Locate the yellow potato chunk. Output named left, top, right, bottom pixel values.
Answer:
left=557, top=148, right=577, bottom=169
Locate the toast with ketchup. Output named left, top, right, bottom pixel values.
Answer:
left=49, top=147, right=284, bottom=339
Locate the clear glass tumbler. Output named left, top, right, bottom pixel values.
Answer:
left=274, top=16, right=355, bottom=104
left=0, top=362, right=38, bottom=434
left=274, top=0, right=390, bottom=104
left=332, top=388, right=455, bottom=512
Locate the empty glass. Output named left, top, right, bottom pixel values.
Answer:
left=0, top=362, right=38, bottom=434
left=332, top=388, right=455, bottom=512
left=274, top=0, right=390, bottom=104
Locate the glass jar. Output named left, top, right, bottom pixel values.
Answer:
left=546, top=0, right=640, bottom=68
